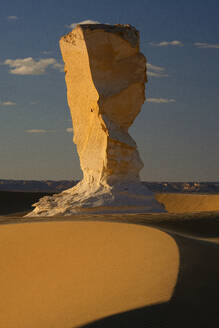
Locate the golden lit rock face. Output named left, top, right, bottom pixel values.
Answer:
left=60, top=24, right=146, bottom=185
left=26, top=24, right=165, bottom=216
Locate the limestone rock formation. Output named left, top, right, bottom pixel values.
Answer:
left=26, top=24, right=165, bottom=216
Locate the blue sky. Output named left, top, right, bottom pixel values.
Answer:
left=0, top=0, right=218, bottom=181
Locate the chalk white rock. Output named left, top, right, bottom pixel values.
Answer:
left=26, top=24, right=165, bottom=216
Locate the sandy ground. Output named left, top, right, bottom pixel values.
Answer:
left=0, top=212, right=218, bottom=328
left=156, top=192, right=219, bottom=213
left=1, top=191, right=219, bottom=216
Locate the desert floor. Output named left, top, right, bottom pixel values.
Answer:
left=0, top=210, right=218, bottom=328
left=1, top=190, right=219, bottom=216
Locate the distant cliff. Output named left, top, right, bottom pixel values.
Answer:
left=0, top=180, right=78, bottom=192
left=0, top=180, right=218, bottom=194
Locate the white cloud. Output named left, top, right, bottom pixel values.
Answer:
left=0, top=101, right=16, bottom=106
left=7, top=16, right=19, bottom=20
left=147, top=98, right=176, bottom=104
left=147, top=63, right=165, bottom=72
left=146, top=63, right=168, bottom=78
left=52, top=62, right=64, bottom=72
left=66, top=128, right=73, bottom=133
left=150, top=40, right=183, bottom=47
left=147, top=71, right=168, bottom=77
left=26, top=129, right=47, bottom=133
left=67, top=20, right=101, bottom=29
left=4, top=57, right=64, bottom=75
left=193, top=42, right=219, bottom=49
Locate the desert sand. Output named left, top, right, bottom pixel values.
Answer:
left=156, top=192, right=219, bottom=213
left=1, top=190, right=219, bottom=216
left=0, top=212, right=218, bottom=328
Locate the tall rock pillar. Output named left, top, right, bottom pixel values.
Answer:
left=26, top=24, right=165, bottom=216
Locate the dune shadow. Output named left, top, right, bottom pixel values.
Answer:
left=147, top=215, right=219, bottom=238
left=0, top=191, right=53, bottom=215
left=79, top=218, right=219, bottom=328
left=79, top=300, right=218, bottom=328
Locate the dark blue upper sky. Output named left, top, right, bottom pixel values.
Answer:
left=0, top=0, right=218, bottom=181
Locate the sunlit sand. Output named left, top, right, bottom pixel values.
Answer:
left=156, top=193, right=219, bottom=213
left=0, top=210, right=218, bottom=327
left=0, top=220, right=179, bottom=328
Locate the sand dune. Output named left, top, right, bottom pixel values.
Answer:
left=156, top=192, right=219, bottom=213
left=0, top=214, right=218, bottom=327
left=0, top=220, right=179, bottom=328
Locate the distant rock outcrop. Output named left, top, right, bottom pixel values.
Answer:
left=0, top=180, right=78, bottom=192
left=1, top=180, right=218, bottom=194
left=26, top=24, right=165, bottom=216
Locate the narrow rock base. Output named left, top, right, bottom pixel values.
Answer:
left=25, top=182, right=166, bottom=217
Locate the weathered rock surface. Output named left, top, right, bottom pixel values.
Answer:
left=26, top=24, right=165, bottom=216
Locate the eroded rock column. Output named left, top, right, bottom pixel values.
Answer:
left=26, top=24, right=165, bottom=216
